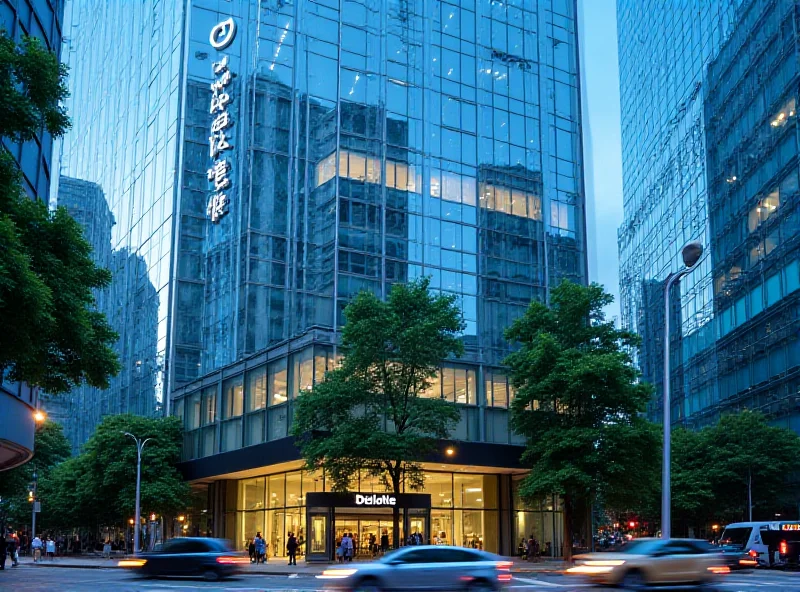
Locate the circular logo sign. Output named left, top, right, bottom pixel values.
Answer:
left=210, top=18, right=237, bottom=50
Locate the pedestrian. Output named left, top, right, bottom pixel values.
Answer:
left=380, top=529, right=389, bottom=555
left=247, top=538, right=255, bottom=564
left=253, top=532, right=266, bottom=564
left=286, top=531, right=298, bottom=566
left=0, top=531, right=6, bottom=570
left=341, top=532, right=353, bottom=562
left=46, top=536, right=56, bottom=560
left=103, top=539, right=112, bottom=559
left=31, top=534, right=43, bottom=563
left=6, top=529, right=18, bottom=567
left=369, top=532, right=377, bottom=557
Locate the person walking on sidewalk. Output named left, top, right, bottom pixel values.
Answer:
left=45, top=536, right=56, bottom=560
left=286, top=532, right=298, bottom=566
left=0, top=532, right=6, bottom=570
left=31, top=535, right=43, bottom=563
left=5, top=529, right=18, bottom=567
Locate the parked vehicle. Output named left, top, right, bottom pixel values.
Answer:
left=119, top=537, right=248, bottom=581
left=761, top=528, right=800, bottom=569
left=717, top=522, right=775, bottom=567
left=566, top=538, right=726, bottom=588
left=318, top=545, right=512, bottom=591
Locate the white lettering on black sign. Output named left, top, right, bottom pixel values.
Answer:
left=355, top=494, right=397, bottom=506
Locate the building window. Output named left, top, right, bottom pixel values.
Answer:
left=223, top=375, right=244, bottom=419
left=202, top=386, right=217, bottom=425
left=269, top=358, right=288, bottom=405
left=247, top=366, right=268, bottom=412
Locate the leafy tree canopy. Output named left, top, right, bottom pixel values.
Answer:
left=292, top=277, right=464, bottom=495
left=0, top=421, right=71, bottom=527
left=37, top=415, right=190, bottom=530
left=672, top=411, right=800, bottom=524
left=0, top=32, right=119, bottom=392
left=505, top=280, right=658, bottom=558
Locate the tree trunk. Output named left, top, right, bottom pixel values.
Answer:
left=563, top=493, right=573, bottom=563
left=392, top=471, right=401, bottom=550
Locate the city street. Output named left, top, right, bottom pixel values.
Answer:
left=1, top=565, right=798, bottom=592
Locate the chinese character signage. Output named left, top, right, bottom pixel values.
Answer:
left=207, top=19, right=237, bottom=224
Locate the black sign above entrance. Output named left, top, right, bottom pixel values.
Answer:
left=306, top=492, right=431, bottom=509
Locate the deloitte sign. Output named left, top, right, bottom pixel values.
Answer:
left=355, top=494, right=397, bottom=506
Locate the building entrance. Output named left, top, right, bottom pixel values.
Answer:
left=305, top=492, right=431, bottom=562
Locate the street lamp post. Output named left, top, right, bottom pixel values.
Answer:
left=123, top=432, right=153, bottom=554
left=662, top=240, right=703, bottom=540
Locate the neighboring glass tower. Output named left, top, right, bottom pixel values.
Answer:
left=619, top=0, right=800, bottom=434
left=704, top=0, right=800, bottom=432
left=616, top=0, right=743, bottom=424
left=59, top=0, right=586, bottom=554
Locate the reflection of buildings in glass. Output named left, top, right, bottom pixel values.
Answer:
left=65, top=0, right=585, bottom=555
left=42, top=177, right=160, bottom=452
left=617, top=1, right=735, bottom=425
left=702, top=0, right=800, bottom=429
left=620, top=0, right=800, bottom=433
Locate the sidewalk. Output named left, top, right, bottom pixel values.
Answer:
left=18, top=555, right=567, bottom=575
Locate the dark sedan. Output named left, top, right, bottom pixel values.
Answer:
left=119, top=537, right=248, bottom=581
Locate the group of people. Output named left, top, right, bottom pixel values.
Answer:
left=247, top=532, right=268, bottom=564
left=246, top=531, right=300, bottom=566
left=336, top=532, right=355, bottom=562
left=519, top=535, right=551, bottom=561
left=0, top=528, right=58, bottom=570
left=30, top=534, right=57, bottom=562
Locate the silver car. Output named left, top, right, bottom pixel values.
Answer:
left=318, top=545, right=512, bottom=592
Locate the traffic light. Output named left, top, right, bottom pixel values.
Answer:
left=28, top=490, right=34, bottom=503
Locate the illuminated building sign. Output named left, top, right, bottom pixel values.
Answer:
left=206, top=19, right=237, bottom=223
left=355, top=494, right=397, bottom=506
left=782, top=523, right=800, bottom=531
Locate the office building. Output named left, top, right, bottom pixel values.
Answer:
left=61, top=0, right=586, bottom=556
left=0, top=0, right=64, bottom=470
left=704, top=0, right=800, bottom=430
left=618, top=0, right=800, bottom=433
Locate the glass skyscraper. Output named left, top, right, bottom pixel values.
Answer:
left=58, top=0, right=586, bottom=555
left=618, top=0, right=800, bottom=434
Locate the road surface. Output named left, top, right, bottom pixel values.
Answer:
left=1, top=565, right=798, bottom=591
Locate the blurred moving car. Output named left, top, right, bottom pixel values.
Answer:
left=119, top=537, right=248, bottom=581
left=566, top=538, right=727, bottom=588
left=318, top=545, right=512, bottom=591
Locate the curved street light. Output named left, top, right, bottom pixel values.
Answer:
left=662, top=240, right=703, bottom=539
left=123, top=432, right=153, bottom=554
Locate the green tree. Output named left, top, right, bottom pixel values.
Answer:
left=38, top=415, right=190, bottom=530
left=505, top=281, right=658, bottom=560
left=292, top=278, right=464, bottom=547
left=0, top=33, right=119, bottom=393
left=702, top=411, right=800, bottom=522
left=0, top=421, right=71, bottom=527
left=669, top=427, right=716, bottom=529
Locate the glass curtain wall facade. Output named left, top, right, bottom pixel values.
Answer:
left=57, top=0, right=584, bottom=546
left=202, top=467, right=561, bottom=557
left=616, top=0, right=743, bottom=424
left=53, top=1, right=186, bottom=443
left=703, top=0, right=800, bottom=432
left=172, top=0, right=585, bottom=441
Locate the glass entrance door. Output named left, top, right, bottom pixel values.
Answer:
left=308, top=513, right=328, bottom=560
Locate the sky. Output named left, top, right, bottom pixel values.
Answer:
left=577, top=0, right=624, bottom=323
